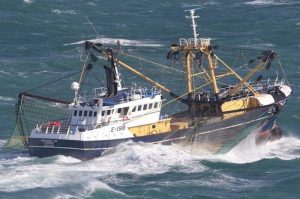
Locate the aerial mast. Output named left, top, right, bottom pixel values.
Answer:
left=188, top=9, right=199, bottom=47
left=185, top=9, right=219, bottom=99
left=184, top=9, right=200, bottom=101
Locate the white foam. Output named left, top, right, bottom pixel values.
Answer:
left=245, top=0, right=299, bottom=6
left=33, top=70, right=69, bottom=75
left=0, top=142, right=206, bottom=193
left=16, top=72, right=28, bottom=78
left=53, top=180, right=127, bottom=199
left=0, top=140, right=7, bottom=147
left=54, top=155, right=82, bottom=164
left=98, top=142, right=207, bottom=175
left=66, top=38, right=163, bottom=47
left=0, top=70, right=12, bottom=76
left=239, top=43, right=275, bottom=50
left=51, top=9, right=77, bottom=15
left=204, top=133, right=300, bottom=164
left=1, top=134, right=299, bottom=194
left=292, top=115, right=300, bottom=120
left=0, top=96, right=15, bottom=102
left=87, top=2, right=96, bottom=6
left=23, top=0, right=33, bottom=4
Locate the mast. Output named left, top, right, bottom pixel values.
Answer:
left=185, top=50, right=194, bottom=99
left=184, top=10, right=198, bottom=101
left=183, top=10, right=219, bottom=100
left=206, top=48, right=219, bottom=97
left=188, top=9, right=199, bottom=47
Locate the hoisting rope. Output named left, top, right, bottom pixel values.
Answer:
left=277, top=58, right=290, bottom=87
left=78, top=55, right=90, bottom=86
left=162, top=81, right=212, bottom=107
left=26, top=70, right=82, bottom=92
left=214, top=55, right=259, bottom=95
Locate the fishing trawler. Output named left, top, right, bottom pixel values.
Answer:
left=8, top=10, right=292, bottom=160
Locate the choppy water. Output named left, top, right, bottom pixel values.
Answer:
left=0, top=0, right=300, bottom=198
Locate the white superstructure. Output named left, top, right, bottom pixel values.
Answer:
left=30, top=85, right=165, bottom=142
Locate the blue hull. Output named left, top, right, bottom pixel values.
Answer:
left=28, top=114, right=276, bottom=160
left=28, top=131, right=186, bottom=160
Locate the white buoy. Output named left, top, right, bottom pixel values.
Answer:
left=71, top=82, right=80, bottom=91
left=71, top=82, right=80, bottom=104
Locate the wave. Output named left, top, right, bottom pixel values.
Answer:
left=181, top=0, right=220, bottom=8
left=66, top=38, right=163, bottom=47
left=0, top=140, right=7, bottom=148
left=0, top=96, right=15, bottom=102
left=87, top=2, right=96, bottom=6
left=239, top=43, right=275, bottom=50
left=245, top=0, right=300, bottom=6
left=0, top=134, right=299, bottom=197
left=51, top=9, right=77, bottom=15
left=203, top=133, right=300, bottom=164
left=23, top=0, right=33, bottom=4
left=0, top=142, right=206, bottom=194
left=0, top=70, right=12, bottom=76
left=99, top=142, right=207, bottom=175
left=53, top=180, right=127, bottom=199
left=32, top=70, right=70, bottom=75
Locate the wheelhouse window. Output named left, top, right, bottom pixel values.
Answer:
left=132, top=106, right=136, bottom=112
left=123, top=107, right=129, bottom=115
left=89, top=111, right=93, bottom=117
left=107, top=110, right=111, bottom=115
left=138, top=105, right=142, bottom=111
left=149, top=103, right=153, bottom=109
left=84, top=111, right=88, bottom=117
left=101, top=111, right=105, bottom=116
left=73, top=110, right=78, bottom=116
left=117, top=108, right=122, bottom=114
left=154, top=102, right=158, bottom=108
left=143, top=104, right=147, bottom=110
left=93, top=112, right=97, bottom=117
left=79, top=110, right=83, bottom=116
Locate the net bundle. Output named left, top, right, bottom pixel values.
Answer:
left=6, top=93, right=70, bottom=149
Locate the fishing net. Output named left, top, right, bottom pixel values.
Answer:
left=189, top=105, right=272, bottom=153
left=5, top=93, right=71, bottom=149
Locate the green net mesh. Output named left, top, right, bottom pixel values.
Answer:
left=5, top=93, right=70, bottom=149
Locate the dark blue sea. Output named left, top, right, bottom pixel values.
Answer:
left=1, top=0, right=300, bottom=198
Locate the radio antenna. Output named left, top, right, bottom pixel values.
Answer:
left=85, top=16, right=100, bottom=37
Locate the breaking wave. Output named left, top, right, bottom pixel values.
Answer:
left=23, top=0, right=33, bottom=4
left=53, top=180, right=127, bottom=199
left=0, top=70, right=12, bottom=76
left=239, top=43, right=275, bottom=50
left=0, top=133, right=299, bottom=197
left=203, top=133, right=300, bottom=164
left=0, top=142, right=205, bottom=195
left=0, top=96, right=15, bottom=102
left=66, top=38, right=163, bottom=47
left=0, top=140, right=7, bottom=148
left=51, top=9, right=77, bottom=15
left=245, top=0, right=300, bottom=6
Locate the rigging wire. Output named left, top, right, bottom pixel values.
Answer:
left=277, top=58, right=290, bottom=87
left=214, top=44, right=268, bottom=53
left=78, top=55, right=90, bottom=85
left=26, top=70, right=82, bottom=92
left=120, top=51, right=186, bottom=74
left=85, top=16, right=100, bottom=38
left=162, top=81, right=212, bottom=108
